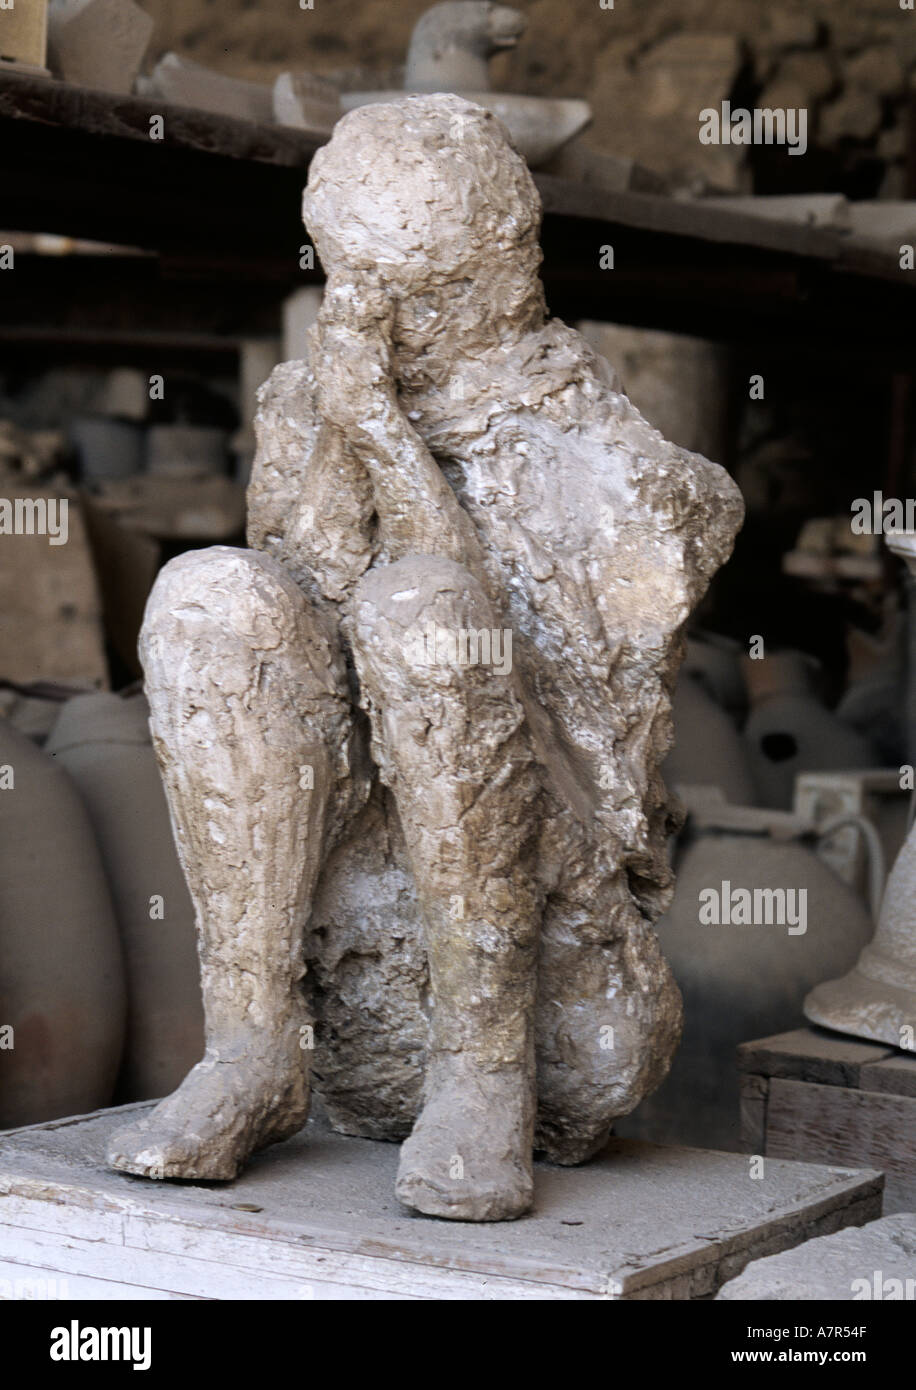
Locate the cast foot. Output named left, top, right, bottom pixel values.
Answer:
left=106, top=1038, right=310, bottom=1181
left=395, top=1063, right=533, bottom=1221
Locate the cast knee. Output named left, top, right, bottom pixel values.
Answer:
left=353, top=556, right=512, bottom=689
left=142, top=546, right=316, bottom=654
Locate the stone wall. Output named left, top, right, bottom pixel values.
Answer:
left=140, top=0, right=916, bottom=192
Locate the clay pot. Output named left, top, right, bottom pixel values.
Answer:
left=743, top=651, right=876, bottom=810
left=682, top=634, right=746, bottom=719
left=664, top=670, right=756, bottom=807
left=0, top=718, right=126, bottom=1127
left=146, top=424, right=228, bottom=477
left=838, top=673, right=905, bottom=766
left=616, top=798, right=874, bottom=1151
left=70, top=415, right=144, bottom=481
left=838, top=616, right=905, bottom=765
left=46, top=692, right=204, bottom=1102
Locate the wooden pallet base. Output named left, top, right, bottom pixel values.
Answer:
left=0, top=1102, right=884, bottom=1300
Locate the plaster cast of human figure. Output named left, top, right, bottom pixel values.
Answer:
left=107, top=95, right=743, bottom=1221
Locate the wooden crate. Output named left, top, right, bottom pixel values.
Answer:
left=738, top=1027, right=916, bottom=1214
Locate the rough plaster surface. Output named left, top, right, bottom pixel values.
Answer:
left=108, top=95, right=743, bottom=1220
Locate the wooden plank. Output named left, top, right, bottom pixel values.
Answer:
left=0, top=77, right=309, bottom=259
left=2, top=75, right=915, bottom=364
left=859, top=1053, right=916, bottom=1099
left=0, top=70, right=899, bottom=278
left=737, top=1028, right=895, bottom=1086
left=1, top=71, right=913, bottom=288
left=766, top=1077, right=916, bottom=1214
left=739, top=1073, right=768, bottom=1154
left=0, top=1208, right=438, bottom=1300
left=0, top=70, right=321, bottom=169
left=0, top=1258, right=198, bottom=1301
left=536, top=174, right=846, bottom=262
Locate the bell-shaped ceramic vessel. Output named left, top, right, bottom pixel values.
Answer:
left=805, top=533, right=916, bottom=1052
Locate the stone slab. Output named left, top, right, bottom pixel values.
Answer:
left=0, top=1104, right=883, bottom=1301
left=717, top=1214, right=916, bottom=1301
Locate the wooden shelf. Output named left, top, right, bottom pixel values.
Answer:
left=1, top=70, right=915, bottom=358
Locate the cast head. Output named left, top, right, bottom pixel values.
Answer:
left=303, top=94, right=545, bottom=357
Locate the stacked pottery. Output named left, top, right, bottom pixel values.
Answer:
left=616, top=791, right=874, bottom=1151
left=47, top=691, right=204, bottom=1101
left=70, top=415, right=144, bottom=481
left=0, top=718, right=126, bottom=1127
left=838, top=616, right=906, bottom=766
left=145, top=424, right=229, bottom=477
left=682, top=634, right=747, bottom=719
left=743, top=650, right=877, bottom=810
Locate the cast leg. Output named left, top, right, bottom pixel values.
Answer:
left=107, top=546, right=353, bottom=1180
left=352, top=556, right=541, bottom=1220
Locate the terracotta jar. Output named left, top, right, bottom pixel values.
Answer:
left=665, top=670, right=756, bottom=807
left=743, top=651, right=876, bottom=810
left=0, top=718, right=125, bottom=1127
left=682, top=634, right=746, bottom=719
left=47, top=691, right=204, bottom=1102
left=71, top=415, right=144, bottom=481
left=615, top=795, right=874, bottom=1151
